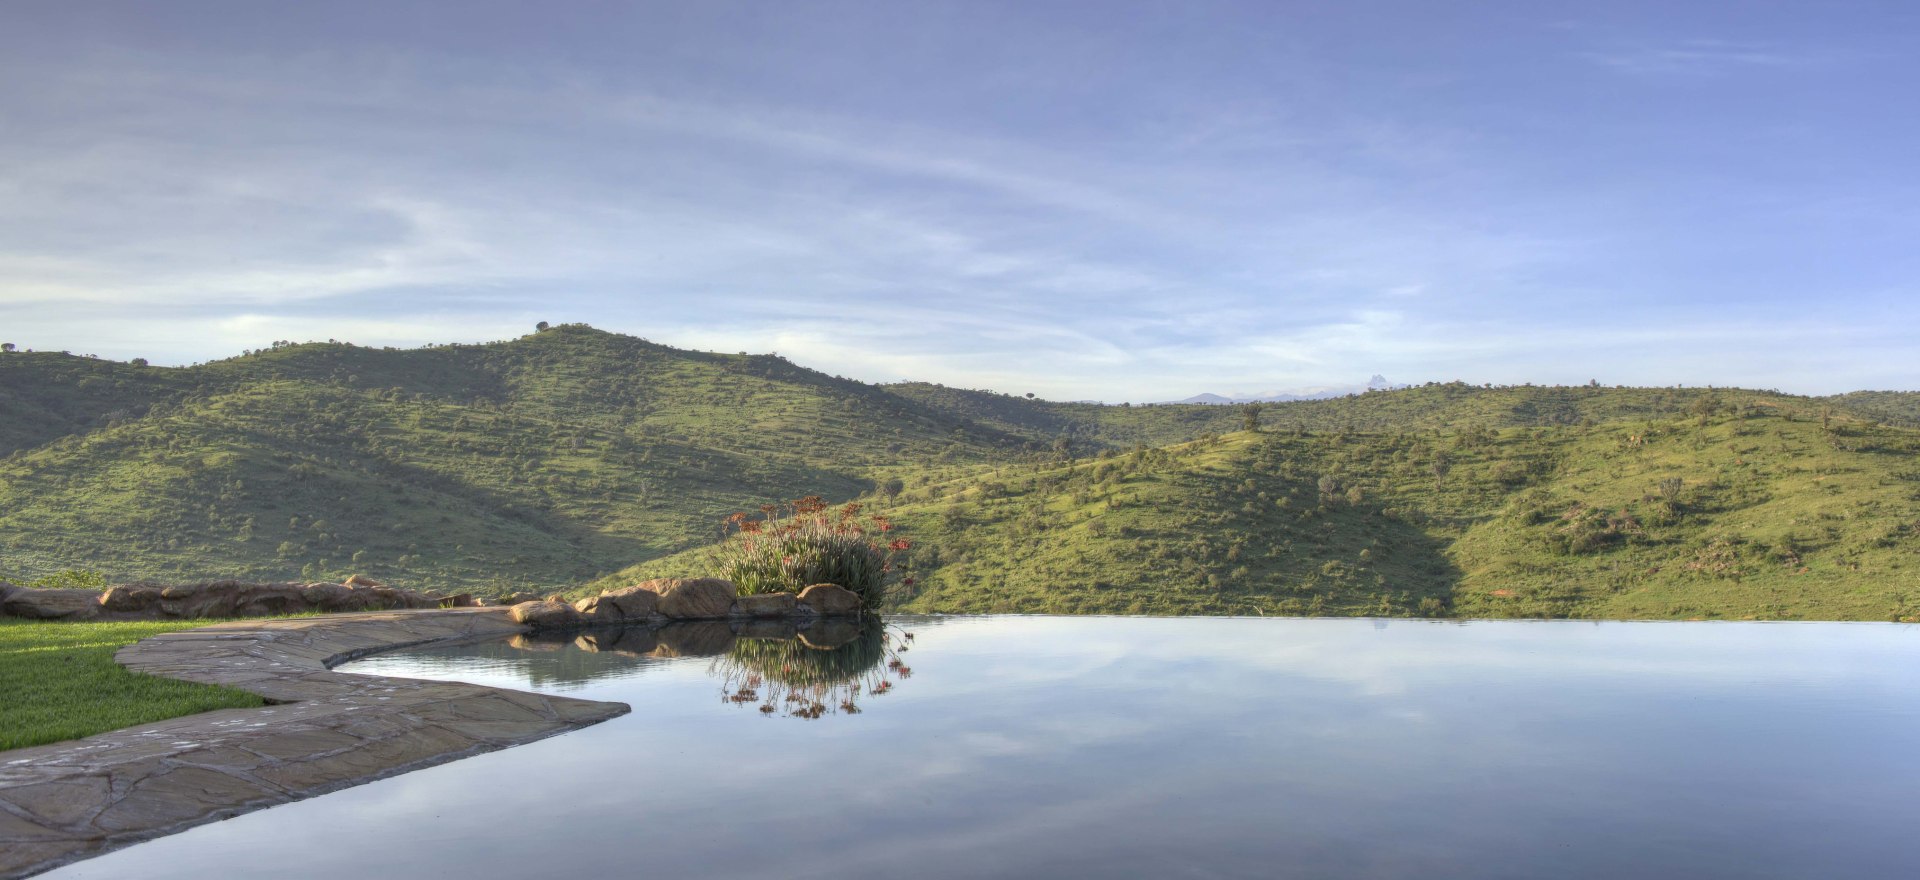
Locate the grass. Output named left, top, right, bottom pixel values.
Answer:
left=5, top=326, right=1918, bottom=618
left=612, top=398, right=1920, bottom=621
left=0, top=618, right=265, bottom=751
left=0, top=326, right=1016, bottom=592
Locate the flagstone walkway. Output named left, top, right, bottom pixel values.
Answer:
left=0, top=609, right=627, bottom=879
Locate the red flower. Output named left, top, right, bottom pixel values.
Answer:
left=889, top=539, right=912, bottom=551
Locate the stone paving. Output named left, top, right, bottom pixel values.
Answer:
left=0, top=609, right=629, bottom=879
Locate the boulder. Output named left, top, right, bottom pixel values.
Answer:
left=640, top=578, right=738, bottom=619
left=2, top=588, right=102, bottom=621
left=230, top=582, right=310, bottom=616
left=796, top=584, right=863, bottom=616
left=343, top=574, right=385, bottom=587
left=155, top=583, right=213, bottom=617
left=597, top=584, right=660, bottom=619
left=301, top=582, right=356, bottom=610
left=732, top=591, right=796, bottom=618
left=366, top=586, right=429, bottom=610
left=100, top=584, right=163, bottom=613
left=154, top=582, right=206, bottom=617
left=438, top=593, right=476, bottom=609
left=0, top=580, right=19, bottom=605
left=153, top=581, right=311, bottom=618
left=509, top=599, right=581, bottom=630
left=571, top=595, right=622, bottom=622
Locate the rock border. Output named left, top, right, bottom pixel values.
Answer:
left=512, top=579, right=869, bottom=630
left=0, top=578, right=474, bottom=623
left=0, top=608, right=629, bottom=880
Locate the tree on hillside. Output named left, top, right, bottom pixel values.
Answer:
left=1, top=343, right=14, bottom=352
left=1242, top=403, right=1262, bottom=432
left=536, top=321, right=551, bottom=332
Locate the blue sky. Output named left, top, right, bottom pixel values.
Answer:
left=2, top=1, right=1915, bottom=400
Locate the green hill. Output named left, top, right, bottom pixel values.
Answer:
left=608, top=397, right=1920, bottom=621
left=1, top=326, right=1027, bottom=591
left=4, top=327, right=1917, bottom=619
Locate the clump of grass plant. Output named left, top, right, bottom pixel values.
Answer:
left=710, top=496, right=911, bottom=605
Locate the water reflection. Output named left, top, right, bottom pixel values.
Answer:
left=62, top=617, right=1920, bottom=880
left=427, top=616, right=919, bottom=718
left=712, top=618, right=912, bottom=719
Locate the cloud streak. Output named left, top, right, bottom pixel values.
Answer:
left=1, top=2, right=1915, bottom=398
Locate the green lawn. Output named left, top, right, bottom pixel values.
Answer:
left=0, top=618, right=265, bottom=751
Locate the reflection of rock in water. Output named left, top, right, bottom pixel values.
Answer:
left=798, top=618, right=861, bottom=649
left=731, top=619, right=802, bottom=641
left=573, top=628, right=658, bottom=657
left=651, top=621, right=737, bottom=657
left=509, top=633, right=570, bottom=652
left=491, top=616, right=914, bottom=711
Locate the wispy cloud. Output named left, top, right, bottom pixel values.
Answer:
left=1581, top=39, right=1825, bottom=76
left=1, top=3, right=1915, bottom=397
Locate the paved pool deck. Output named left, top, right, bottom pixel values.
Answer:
left=0, top=608, right=629, bottom=879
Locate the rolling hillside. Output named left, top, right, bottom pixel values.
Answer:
left=5, top=326, right=1917, bottom=619
left=609, top=398, right=1920, bottom=621
left=1, top=326, right=1026, bottom=591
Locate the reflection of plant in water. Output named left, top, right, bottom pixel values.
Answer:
left=712, top=619, right=916, bottom=720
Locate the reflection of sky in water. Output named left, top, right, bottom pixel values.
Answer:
left=51, top=617, right=1920, bottom=880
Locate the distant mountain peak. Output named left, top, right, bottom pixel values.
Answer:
left=1168, top=376, right=1405, bottom=405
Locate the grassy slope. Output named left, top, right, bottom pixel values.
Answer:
left=0, top=327, right=1020, bottom=591
left=614, top=398, right=1920, bottom=620
left=1446, top=403, right=1920, bottom=620
left=5, top=330, right=1917, bottom=618
left=0, top=618, right=265, bottom=750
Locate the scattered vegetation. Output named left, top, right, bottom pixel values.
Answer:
left=6, top=326, right=1919, bottom=621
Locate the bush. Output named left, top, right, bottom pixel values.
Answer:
left=3, top=569, right=107, bottom=590
left=709, top=496, right=910, bottom=606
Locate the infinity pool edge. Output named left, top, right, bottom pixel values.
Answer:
left=0, top=608, right=629, bottom=879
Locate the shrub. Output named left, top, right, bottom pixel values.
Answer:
left=710, top=496, right=910, bottom=606
left=4, top=569, right=107, bottom=590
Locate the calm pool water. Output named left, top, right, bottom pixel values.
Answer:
left=50, top=616, right=1920, bottom=880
